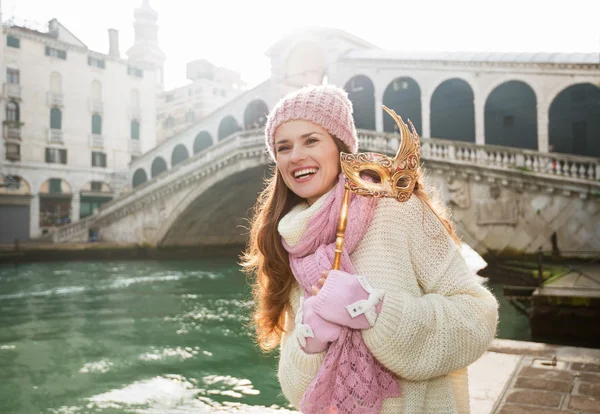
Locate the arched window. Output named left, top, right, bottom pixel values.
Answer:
left=50, top=107, right=62, bottom=129
left=50, top=72, right=62, bottom=93
left=91, top=80, right=102, bottom=100
left=131, top=120, right=140, bottom=140
left=92, top=114, right=102, bottom=134
left=6, top=101, right=19, bottom=122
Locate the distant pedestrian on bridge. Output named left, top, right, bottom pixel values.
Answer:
left=241, top=84, right=499, bottom=413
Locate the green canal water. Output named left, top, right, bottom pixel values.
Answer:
left=0, top=259, right=529, bottom=414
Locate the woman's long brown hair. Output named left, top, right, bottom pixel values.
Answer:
left=241, top=138, right=459, bottom=352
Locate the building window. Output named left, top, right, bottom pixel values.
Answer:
left=131, top=120, right=140, bottom=140
left=90, top=181, right=103, bottom=192
left=45, top=148, right=67, bottom=164
left=49, top=178, right=62, bottom=193
left=92, top=114, right=102, bottom=134
left=45, top=46, right=67, bottom=60
left=7, top=35, right=20, bottom=48
left=6, top=101, right=19, bottom=122
left=7, top=68, right=19, bottom=84
left=50, top=107, right=62, bottom=129
left=503, top=115, right=514, bottom=128
left=92, top=151, right=107, bottom=167
left=127, top=66, right=143, bottom=78
left=164, top=116, right=175, bottom=129
left=185, top=111, right=195, bottom=123
left=3, top=175, right=21, bottom=190
left=5, top=143, right=20, bottom=161
left=88, top=56, right=106, bottom=69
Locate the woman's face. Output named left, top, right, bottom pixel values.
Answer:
left=274, top=120, right=340, bottom=205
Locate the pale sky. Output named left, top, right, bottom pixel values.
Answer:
left=5, top=0, right=600, bottom=90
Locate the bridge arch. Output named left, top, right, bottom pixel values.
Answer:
left=218, top=115, right=242, bottom=141
left=549, top=82, right=600, bottom=157
left=484, top=80, right=537, bottom=149
left=344, top=75, right=375, bottom=130
left=194, top=131, right=213, bottom=154
left=132, top=168, right=148, bottom=187
left=156, top=162, right=269, bottom=246
left=171, top=144, right=190, bottom=166
left=244, top=99, right=269, bottom=129
left=383, top=77, right=422, bottom=134
left=151, top=157, right=168, bottom=178
left=430, top=78, right=475, bottom=142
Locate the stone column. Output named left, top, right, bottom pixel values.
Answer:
left=71, top=193, right=80, bottom=223
left=29, top=193, right=40, bottom=239
left=375, top=90, right=384, bottom=132
left=537, top=100, right=550, bottom=153
left=474, top=94, right=485, bottom=145
left=421, top=93, right=431, bottom=138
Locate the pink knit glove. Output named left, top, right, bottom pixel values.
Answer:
left=312, top=270, right=385, bottom=330
left=295, top=296, right=342, bottom=353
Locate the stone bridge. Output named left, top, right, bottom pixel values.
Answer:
left=54, top=129, right=600, bottom=255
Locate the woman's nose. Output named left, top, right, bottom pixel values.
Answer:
left=290, top=146, right=306, bottom=163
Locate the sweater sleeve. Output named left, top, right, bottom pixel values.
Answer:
left=277, top=286, right=325, bottom=407
left=361, top=198, right=499, bottom=382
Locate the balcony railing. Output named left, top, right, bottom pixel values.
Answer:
left=129, top=139, right=141, bottom=155
left=89, top=134, right=104, bottom=148
left=89, top=99, right=103, bottom=114
left=48, top=128, right=64, bottom=144
left=130, top=106, right=141, bottom=119
left=5, top=124, right=21, bottom=140
left=47, top=92, right=64, bottom=107
left=5, top=83, right=21, bottom=99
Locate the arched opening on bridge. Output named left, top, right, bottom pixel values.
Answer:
left=344, top=75, right=375, bottom=131
left=79, top=181, right=113, bottom=219
left=194, top=131, right=213, bottom=154
left=0, top=175, right=31, bottom=243
left=132, top=168, right=148, bottom=187
left=39, top=178, right=72, bottom=230
left=244, top=99, right=269, bottom=130
left=430, top=78, right=475, bottom=142
left=160, top=165, right=270, bottom=247
left=151, top=157, right=168, bottom=178
left=383, top=77, right=422, bottom=135
left=549, top=83, right=600, bottom=157
left=283, top=41, right=326, bottom=88
left=218, top=116, right=241, bottom=141
left=484, top=80, right=537, bottom=149
left=171, top=144, right=190, bottom=167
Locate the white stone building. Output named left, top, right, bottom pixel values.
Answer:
left=0, top=1, right=164, bottom=243
left=156, top=59, right=246, bottom=143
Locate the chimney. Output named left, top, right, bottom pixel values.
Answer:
left=108, top=29, right=120, bottom=58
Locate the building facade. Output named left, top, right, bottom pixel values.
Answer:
left=156, top=59, right=246, bottom=143
left=0, top=1, right=163, bottom=243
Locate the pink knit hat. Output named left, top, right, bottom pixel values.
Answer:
left=264, top=84, right=358, bottom=161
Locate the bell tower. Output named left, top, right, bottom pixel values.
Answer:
left=126, top=0, right=166, bottom=91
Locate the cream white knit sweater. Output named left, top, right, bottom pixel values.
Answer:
left=277, top=196, right=499, bottom=414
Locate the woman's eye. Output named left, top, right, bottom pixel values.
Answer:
left=306, top=138, right=318, bottom=145
left=277, top=146, right=290, bottom=152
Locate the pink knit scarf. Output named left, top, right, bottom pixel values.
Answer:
left=282, top=175, right=400, bottom=414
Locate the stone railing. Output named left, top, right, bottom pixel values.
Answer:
left=48, top=129, right=64, bottom=144
left=47, top=92, right=64, bottom=107
left=53, top=128, right=600, bottom=243
left=5, top=125, right=21, bottom=140
left=357, top=131, right=600, bottom=183
left=89, top=134, right=104, bottom=149
left=5, top=83, right=21, bottom=99
left=89, top=99, right=103, bottom=114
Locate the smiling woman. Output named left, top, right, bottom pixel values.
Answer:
left=241, top=84, right=498, bottom=414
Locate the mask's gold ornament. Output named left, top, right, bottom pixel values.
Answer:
left=340, top=105, right=421, bottom=202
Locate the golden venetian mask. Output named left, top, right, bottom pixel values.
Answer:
left=340, top=105, right=421, bottom=202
